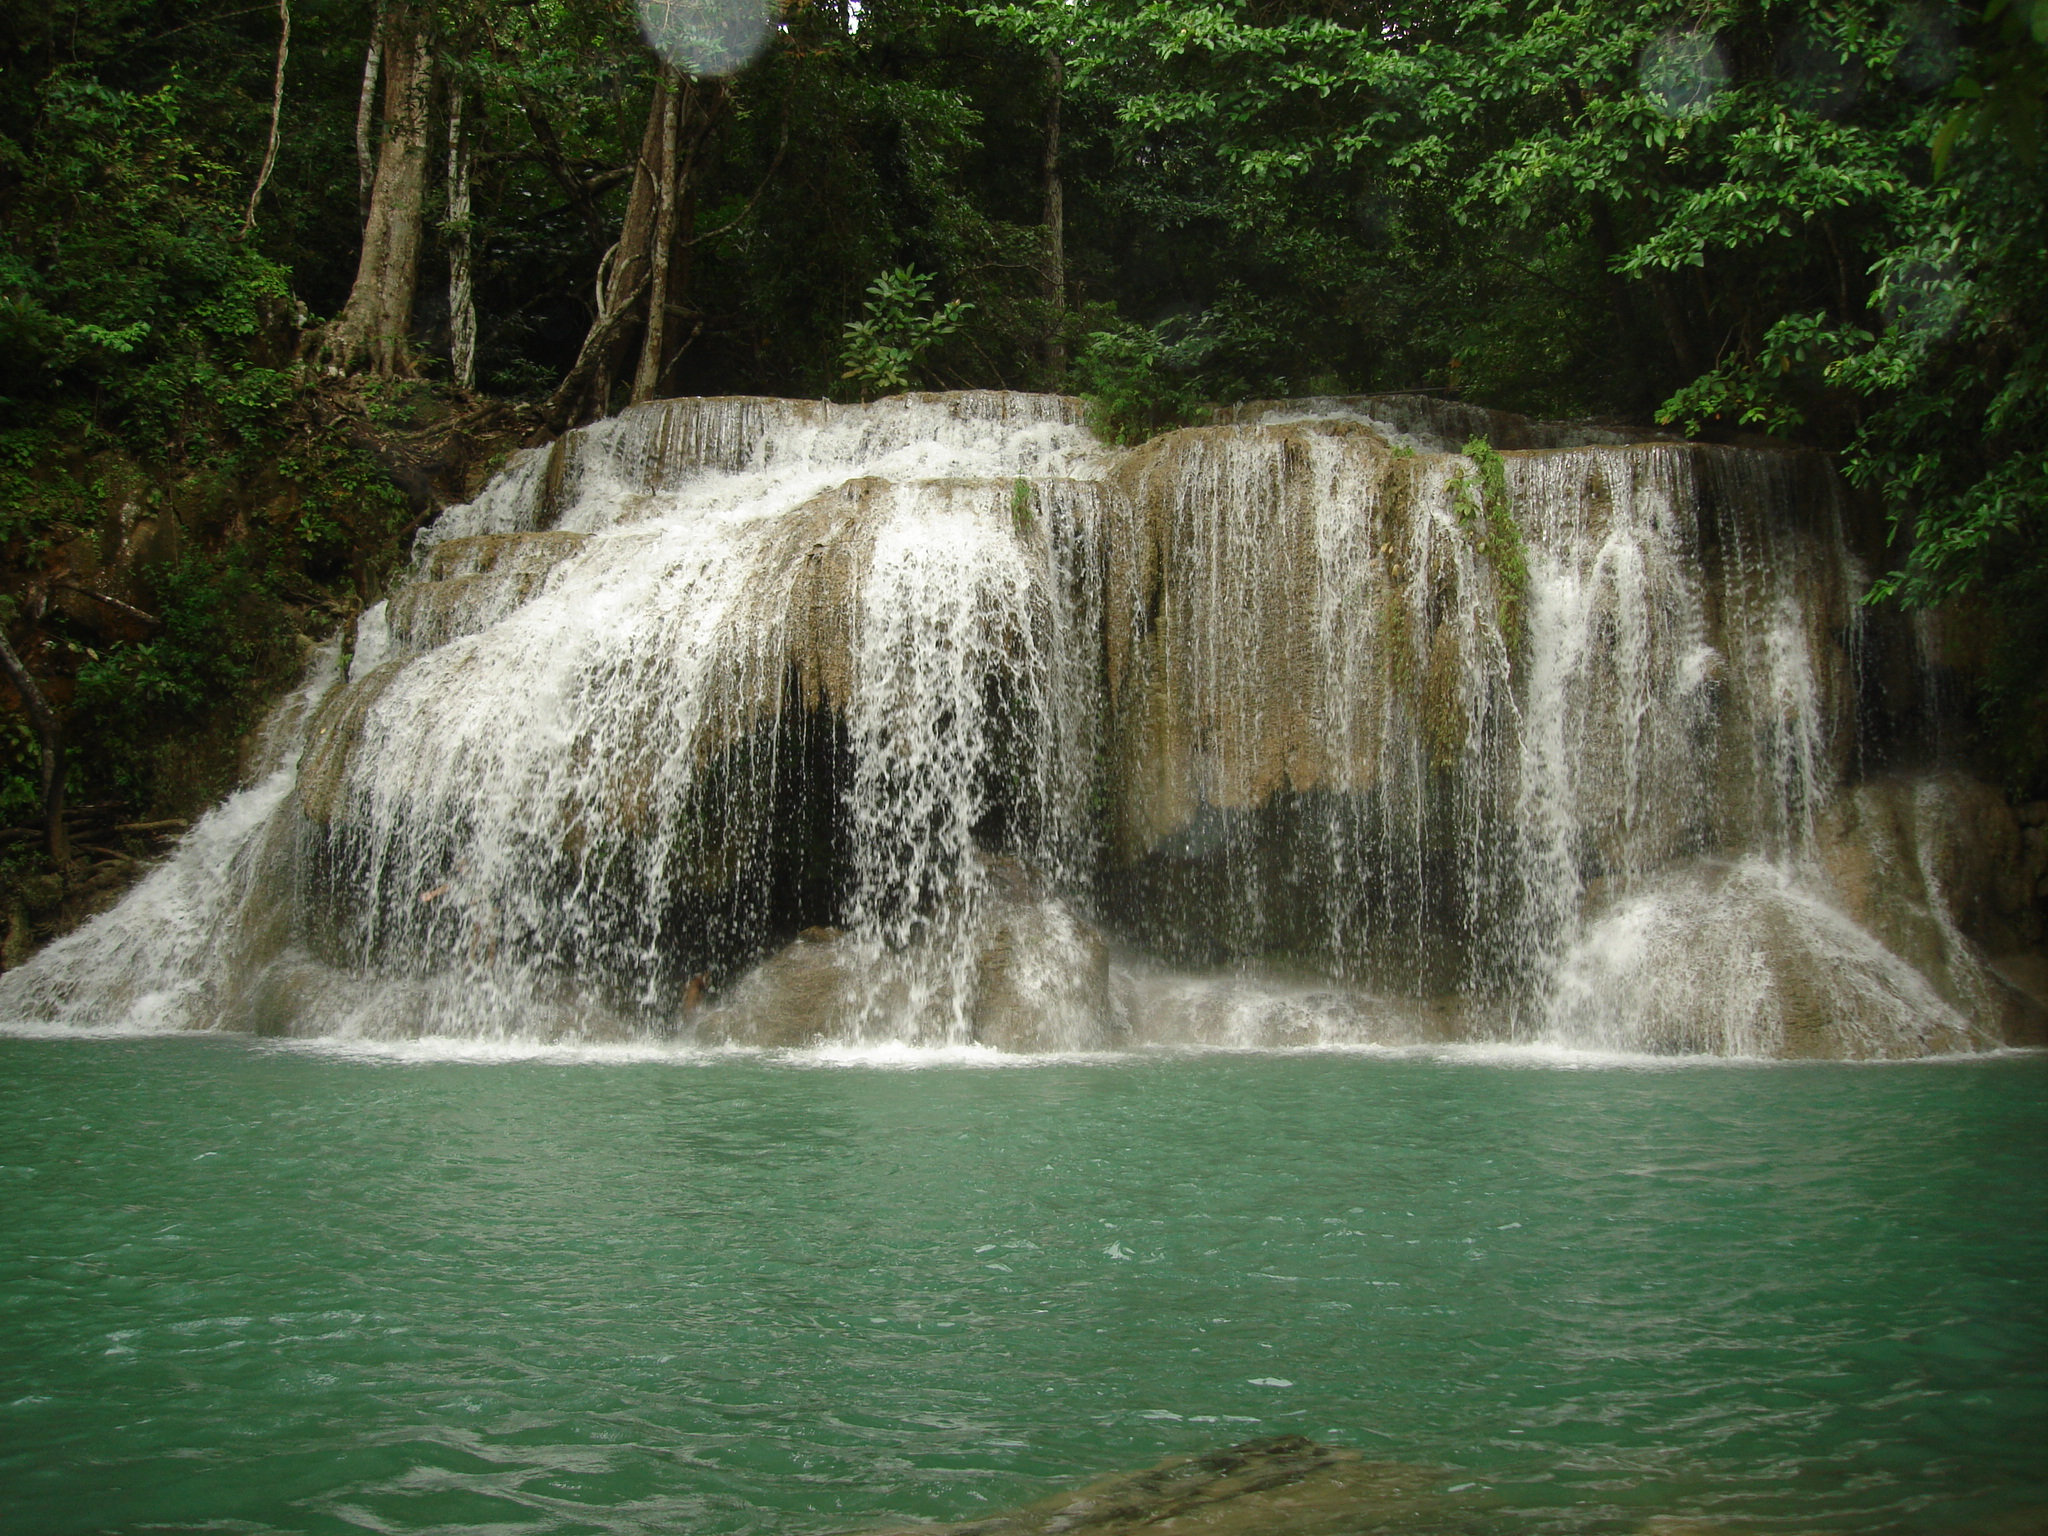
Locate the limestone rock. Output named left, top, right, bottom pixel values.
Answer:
left=1815, top=772, right=2047, bottom=1044
left=702, top=857, right=1114, bottom=1052
left=969, top=856, right=1115, bottom=1052
left=297, top=659, right=407, bottom=825
left=1546, top=857, right=1997, bottom=1058
left=700, top=926, right=864, bottom=1047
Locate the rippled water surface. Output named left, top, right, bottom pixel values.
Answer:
left=1, top=1039, right=2043, bottom=1535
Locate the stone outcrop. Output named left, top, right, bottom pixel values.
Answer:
left=1815, top=773, right=2048, bottom=1044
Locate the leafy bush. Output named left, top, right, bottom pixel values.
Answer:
left=1071, top=321, right=1209, bottom=445
left=71, top=555, right=297, bottom=798
left=838, top=268, right=973, bottom=398
left=1, top=77, right=292, bottom=459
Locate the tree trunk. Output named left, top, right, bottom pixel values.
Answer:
left=446, top=85, right=476, bottom=391
left=546, top=72, right=739, bottom=431
left=1647, top=270, right=1701, bottom=380
left=1041, top=50, right=1067, bottom=383
left=552, top=70, right=671, bottom=426
left=324, top=0, right=433, bottom=376
left=631, top=66, right=685, bottom=407
left=1584, top=199, right=1661, bottom=414
left=354, top=3, right=384, bottom=224
left=0, top=630, right=67, bottom=867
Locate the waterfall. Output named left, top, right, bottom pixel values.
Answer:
left=1, top=393, right=2033, bottom=1056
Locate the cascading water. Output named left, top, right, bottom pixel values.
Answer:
left=1, top=392, right=2037, bottom=1056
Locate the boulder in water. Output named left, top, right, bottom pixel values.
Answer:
left=858, top=1436, right=1448, bottom=1536
left=1544, top=856, right=1997, bottom=1058
left=702, top=857, right=1114, bottom=1051
left=968, top=856, right=1115, bottom=1052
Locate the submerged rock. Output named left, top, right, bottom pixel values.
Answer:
left=858, top=1437, right=1450, bottom=1536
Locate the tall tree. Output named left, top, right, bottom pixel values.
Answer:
left=321, top=0, right=436, bottom=375
left=1040, top=48, right=1066, bottom=382
left=549, top=67, right=732, bottom=427
left=631, top=64, right=687, bottom=406
left=546, top=65, right=673, bottom=427
left=446, top=82, right=477, bottom=391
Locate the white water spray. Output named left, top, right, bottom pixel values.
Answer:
left=0, top=393, right=2026, bottom=1057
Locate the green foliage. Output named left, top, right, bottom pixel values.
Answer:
left=1, top=75, right=294, bottom=458
left=1010, top=477, right=1036, bottom=536
left=1639, top=19, right=2045, bottom=784
left=838, top=267, right=974, bottom=398
left=1936, top=0, right=2048, bottom=167
left=71, top=555, right=297, bottom=797
left=1456, top=439, right=1528, bottom=649
left=1072, top=320, right=1209, bottom=445
left=0, top=714, right=40, bottom=828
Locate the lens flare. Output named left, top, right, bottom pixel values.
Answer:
left=1638, top=30, right=1730, bottom=118
left=1890, top=1, right=1960, bottom=95
left=1880, top=255, right=1964, bottom=339
left=637, top=0, right=775, bottom=77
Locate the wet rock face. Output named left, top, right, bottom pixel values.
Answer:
left=6, top=392, right=2042, bottom=1055
left=703, top=857, right=1114, bottom=1052
left=860, top=1437, right=1450, bottom=1536
left=1815, top=773, right=2048, bottom=1044
left=1546, top=857, right=1998, bottom=1058
left=1211, top=392, right=1672, bottom=452
left=1093, top=412, right=1888, bottom=1008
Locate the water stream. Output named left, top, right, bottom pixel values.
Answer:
left=1, top=1040, right=2041, bottom=1535
left=1, top=394, right=2041, bottom=1532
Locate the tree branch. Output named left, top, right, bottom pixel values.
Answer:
left=240, top=0, right=291, bottom=237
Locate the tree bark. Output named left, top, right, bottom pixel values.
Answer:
left=0, top=630, right=68, bottom=867
left=631, top=66, right=685, bottom=407
left=446, top=84, right=476, bottom=391
left=564, top=70, right=671, bottom=424
left=354, top=3, right=384, bottom=224
left=548, top=73, right=740, bottom=430
left=324, top=0, right=434, bottom=376
left=1041, top=50, right=1067, bottom=383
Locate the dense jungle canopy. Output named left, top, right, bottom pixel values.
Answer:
left=0, top=0, right=2044, bottom=889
